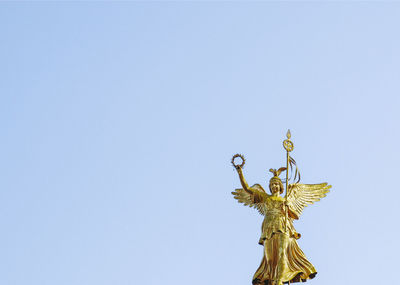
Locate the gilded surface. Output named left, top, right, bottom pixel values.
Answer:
left=231, top=131, right=331, bottom=285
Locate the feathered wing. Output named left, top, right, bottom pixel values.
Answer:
left=286, top=183, right=332, bottom=219
left=232, top=184, right=267, bottom=215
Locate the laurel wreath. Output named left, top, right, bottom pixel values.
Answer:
left=231, top=153, right=246, bottom=168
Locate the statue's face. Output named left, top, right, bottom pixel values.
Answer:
left=270, top=181, right=281, bottom=195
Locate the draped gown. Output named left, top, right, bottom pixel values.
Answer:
left=232, top=182, right=331, bottom=284
left=251, top=192, right=316, bottom=284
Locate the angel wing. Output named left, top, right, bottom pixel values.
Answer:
left=231, top=184, right=267, bottom=215
left=286, top=183, right=331, bottom=219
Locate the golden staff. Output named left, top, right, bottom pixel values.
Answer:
left=282, top=130, right=294, bottom=232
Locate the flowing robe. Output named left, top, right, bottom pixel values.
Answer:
left=252, top=192, right=316, bottom=284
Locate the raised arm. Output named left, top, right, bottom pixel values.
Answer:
left=232, top=166, right=268, bottom=212
left=235, top=166, right=254, bottom=195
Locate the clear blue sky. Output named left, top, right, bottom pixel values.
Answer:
left=1, top=2, right=399, bottom=285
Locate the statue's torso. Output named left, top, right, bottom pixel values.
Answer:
left=259, top=196, right=296, bottom=243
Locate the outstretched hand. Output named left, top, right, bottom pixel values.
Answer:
left=235, top=165, right=242, bottom=171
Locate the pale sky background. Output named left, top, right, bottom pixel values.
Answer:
left=1, top=2, right=400, bottom=285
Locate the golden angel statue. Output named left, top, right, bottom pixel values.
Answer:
left=231, top=131, right=331, bottom=285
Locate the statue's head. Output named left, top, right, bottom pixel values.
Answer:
left=269, top=168, right=285, bottom=195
